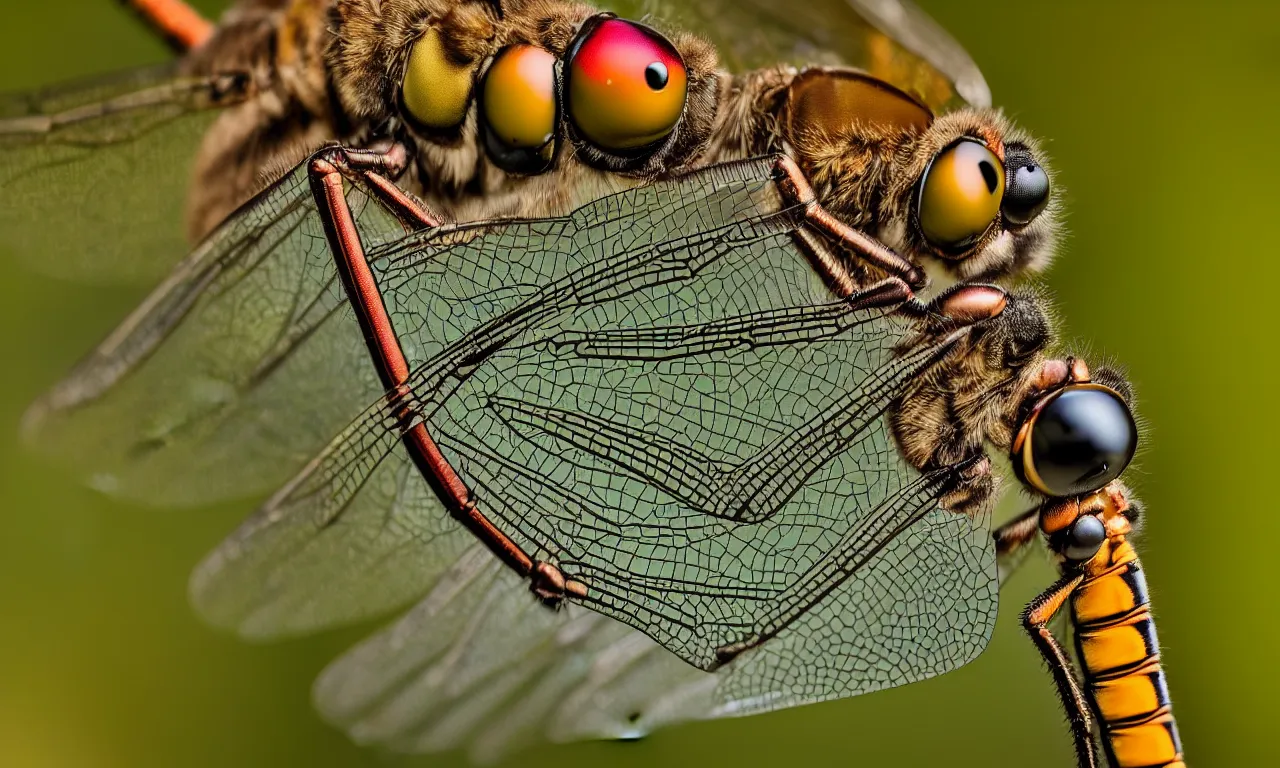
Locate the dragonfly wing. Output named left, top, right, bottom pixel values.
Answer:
left=316, top=486, right=993, bottom=760
left=190, top=429, right=471, bottom=638
left=314, top=546, right=717, bottom=760
left=193, top=158, right=996, bottom=731
left=382, top=156, right=994, bottom=673
left=844, top=0, right=992, bottom=107
left=0, top=64, right=251, bottom=282
left=316, top=482, right=996, bottom=759
left=608, top=0, right=989, bottom=109
left=23, top=157, right=411, bottom=507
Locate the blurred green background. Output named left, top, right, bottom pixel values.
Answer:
left=0, top=0, right=1274, bottom=766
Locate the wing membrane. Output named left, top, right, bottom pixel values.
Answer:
left=23, top=158, right=409, bottom=506
left=0, top=64, right=249, bottom=281
left=314, top=547, right=717, bottom=761
left=16, top=1, right=1002, bottom=756
left=190, top=158, right=995, bottom=730
left=608, top=0, right=989, bottom=109
left=29, top=145, right=998, bottom=749
left=191, top=442, right=471, bottom=638
left=316, top=486, right=993, bottom=761
left=374, top=158, right=991, bottom=668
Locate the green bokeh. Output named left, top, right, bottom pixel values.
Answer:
left=0, top=1, right=1273, bottom=766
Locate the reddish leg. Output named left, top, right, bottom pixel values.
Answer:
left=774, top=155, right=926, bottom=290
left=120, top=0, right=215, bottom=51
left=307, top=144, right=441, bottom=231
left=306, top=145, right=585, bottom=606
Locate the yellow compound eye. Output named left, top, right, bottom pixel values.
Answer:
left=565, top=18, right=687, bottom=152
left=480, top=45, right=558, bottom=174
left=401, top=28, right=476, bottom=132
left=917, top=139, right=1005, bottom=252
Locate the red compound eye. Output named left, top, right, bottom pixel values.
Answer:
left=566, top=18, right=687, bottom=152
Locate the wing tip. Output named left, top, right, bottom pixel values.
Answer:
left=18, top=395, right=53, bottom=446
left=186, top=543, right=269, bottom=640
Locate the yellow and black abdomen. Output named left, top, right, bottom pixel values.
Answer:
left=1072, top=553, right=1185, bottom=768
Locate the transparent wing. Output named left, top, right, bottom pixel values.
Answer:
left=29, top=149, right=998, bottom=747
left=380, top=157, right=992, bottom=671
left=191, top=438, right=471, bottom=638
left=315, top=523, right=992, bottom=763
left=608, top=0, right=989, bottom=109
left=0, top=64, right=249, bottom=282
left=189, top=158, right=996, bottom=742
left=23, top=158, right=409, bottom=507
left=313, top=547, right=718, bottom=762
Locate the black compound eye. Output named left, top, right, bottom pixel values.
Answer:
left=1002, top=144, right=1050, bottom=225
left=1020, top=384, right=1138, bottom=498
left=1063, top=515, right=1106, bottom=561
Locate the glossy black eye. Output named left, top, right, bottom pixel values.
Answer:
left=1002, top=144, right=1050, bottom=225
left=1019, top=384, right=1137, bottom=497
left=1063, top=515, right=1106, bottom=561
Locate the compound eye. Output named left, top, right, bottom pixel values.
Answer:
left=1063, top=515, right=1106, bottom=562
left=918, top=138, right=1004, bottom=252
left=1020, top=385, right=1138, bottom=498
left=566, top=18, right=687, bottom=152
left=402, top=28, right=476, bottom=132
left=1003, top=143, right=1051, bottom=225
left=481, top=45, right=558, bottom=174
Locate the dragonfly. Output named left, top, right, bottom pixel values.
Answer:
left=1, top=1, right=1183, bottom=766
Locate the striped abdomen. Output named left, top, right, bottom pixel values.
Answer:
left=1072, top=546, right=1185, bottom=768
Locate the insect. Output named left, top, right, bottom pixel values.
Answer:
left=998, top=362, right=1185, bottom=768
left=1, top=1, right=1183, bottom=766
left=1, top=0, right=1054, bottom=284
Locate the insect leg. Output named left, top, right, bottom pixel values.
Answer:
left=305, top=144, right=443, bottom=230
left=993, top=507, right=1040, bottom=585
left=772, top=154, right=927, bottom=290
left=120, top=0, right=214, bottom=51
left=1023, top=573, right=1099, bottom=768
left=306, top=146, right=582, bottom=607
left=334, top=145, right=444, bottom=230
